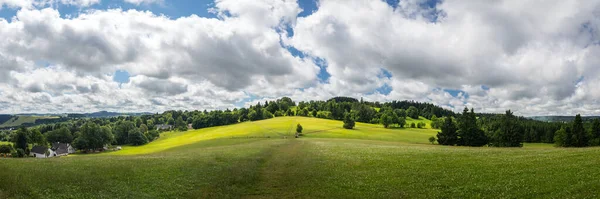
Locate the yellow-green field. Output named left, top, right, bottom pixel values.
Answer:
left=2, top=116, right=597, bottom=198
left=105, top=117, right=438, bottom=155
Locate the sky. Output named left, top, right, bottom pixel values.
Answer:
left=0, top=0, right=599, bottom=116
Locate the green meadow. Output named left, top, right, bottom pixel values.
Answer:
left=1, top=117, right=598, bottom=198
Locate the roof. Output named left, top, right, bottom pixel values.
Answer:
left=156, top=124, right=173, bottom=129
left=31, top=146, right=48, bottom=154
left=51, top=142, right=70, bottom=154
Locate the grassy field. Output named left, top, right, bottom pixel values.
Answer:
left=1, top=116, right=597, bottom=198
left=0, top=116, right=60, bottom=128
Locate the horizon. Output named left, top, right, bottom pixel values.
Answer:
left=0, top=0, right=599, bottom=116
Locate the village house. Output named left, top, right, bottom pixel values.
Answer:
left=50, top=142, right=75, bottom=157
left=156, top=124, right=173, bottom=131
left=30, top=146, right=50, bottom=158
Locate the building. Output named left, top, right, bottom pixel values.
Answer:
left=156, top=124, right=173, bottom=131
left=30, top=146, right=50, bottom=158
left=50, top=142, right=75, bottom=156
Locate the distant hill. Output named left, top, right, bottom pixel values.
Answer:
left=0, top=111, right=152, bottom=128
left=67, top=111, right=152, bottom=118
left=0, top=115, right=65, bottom=128
left=528, top=116, right=600, bottom=122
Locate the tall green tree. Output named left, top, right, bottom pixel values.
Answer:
left=436, top=116, right=457, bottom=145
left=457, top=108, right=488, bottom=147
left=489, top=110, right=523, bottom=147
left=571, top=114, right=588, bottom=147
left=12, top=127, right=30, bottom=151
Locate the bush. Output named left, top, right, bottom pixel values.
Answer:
left=16, top=148, right=26, bottom=158
left=296, top=124, right=303, bottom=134
left=417, top=122, right=426, bottom=128
left=343, top=114, right=355, bottom=129
left=429, top=136, right=436, bottom=144
left=0, top=144, right=12, bottom=154
left=410, top=123, right=416, bottom=128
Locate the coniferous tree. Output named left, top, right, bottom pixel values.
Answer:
left=436, top=116, right=457, bottom=145
left=457, top=108, right=488, bottom=146
left=590, top=119, right=600, bottom=146
left=571, top=114, right=588, bottom=147
left=489, top=110, right=523, bottom=147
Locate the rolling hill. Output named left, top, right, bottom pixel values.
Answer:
left=2, top=116, right=597, bottom=199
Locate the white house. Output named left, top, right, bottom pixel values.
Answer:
left=50, top=142, right=75, bottom=157
left=30, top=146, right=51, bottom=158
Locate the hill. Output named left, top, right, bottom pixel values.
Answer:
left=2, top=117, right=599, bottom=198
left=0, top=115, right=63, bottom=128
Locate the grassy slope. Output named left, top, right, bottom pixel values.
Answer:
left=0, top=116, right=591, bottom=198
left=0, top=116, right=59, bottom=128
left=107, top=117, right=437, bottom=155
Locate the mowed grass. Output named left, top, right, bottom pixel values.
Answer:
left=2, top=116, right=592, bottom=198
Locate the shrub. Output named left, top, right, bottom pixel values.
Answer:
left=429, top=136, right=436, bottom=144
left=410, top=123, right=416, bottom=128
left=0, top=144, right=12, bottom=154
left=16, top=148, right=25, bottom=158
left=417, top=122, right=426, bottom=128
left=296, top=124, right=303, bottom=134
left=343, top=114, right=355, bottom=129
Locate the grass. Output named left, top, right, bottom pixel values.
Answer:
left=1, top=116, right=594, bottom=198
left=0, top=116, right=59, bottom=128
left=0, top=141, right=9, bottom=145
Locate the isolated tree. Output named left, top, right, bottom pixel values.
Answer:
left=428, top=136, right=436, bottom=144
left=407, top=106, right=419, bottom=119
left=296, top=124, right=303, bottom=136
left=571, top=114, right=588, bottom=147
left=436, top=116, right=457, bottom=145
left=410, top=123, right=416, bottom=128
left=45, top=127, right=73, bottom=144
left=343, top=113, right=355, bottom=129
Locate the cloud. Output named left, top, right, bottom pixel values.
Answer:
left=0, top=0, right=600, bottom=116
left=123, top=0, right=162, bottom=6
